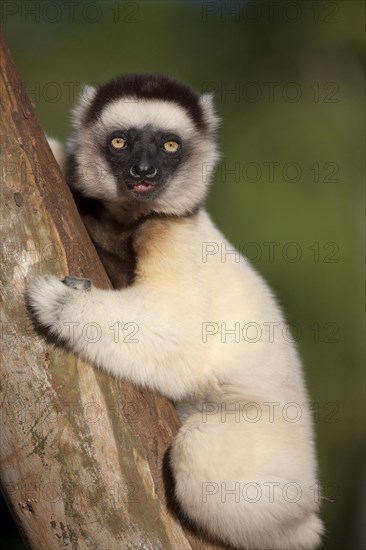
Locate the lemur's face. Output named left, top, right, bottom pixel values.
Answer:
left=106, top=125, right=182, bottom=201
left=99, top=100, right=193, bottom=204
left=69, top=75, right=220, bottom=216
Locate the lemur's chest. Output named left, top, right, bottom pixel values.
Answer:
left=74, top=191, right=192, bottom=289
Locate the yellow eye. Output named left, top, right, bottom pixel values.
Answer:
left=163, top=140, right=179, bottom=153
left=111, top=137, right=126, bottom=149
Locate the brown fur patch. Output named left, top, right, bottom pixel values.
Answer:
left=133, top=218, right=180, bottom=280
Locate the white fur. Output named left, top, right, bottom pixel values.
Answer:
left=200, top=93, right=221, bottom=133
left=99, top=98, right=197, bottom=139
left=72, top=84, right=97, bottom=127
left=46, top=135, right=67, bottom=173
left=35, top=84, right=323, bottom=549
left=26, top=210, right=323, bottom=549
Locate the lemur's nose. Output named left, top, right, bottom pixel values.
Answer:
left=130, top=162, right=157, bottom=179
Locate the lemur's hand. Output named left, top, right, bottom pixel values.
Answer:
left=62, top=276, right=91, bottom=291
left=25, top=275, right=92, bottom=343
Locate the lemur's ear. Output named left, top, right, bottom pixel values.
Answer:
left=72, top=85, right=97, bottom=129
left=199, top=93, right=221, bottom=133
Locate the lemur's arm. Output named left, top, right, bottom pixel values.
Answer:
left=25, top=215, right=212, bottom=401
left=26, top=274, right=207, bottom=400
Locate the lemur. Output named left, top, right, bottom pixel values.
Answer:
left=26, top=74, right=323, bottom=549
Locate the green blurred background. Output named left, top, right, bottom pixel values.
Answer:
left=1, top=1, right=365, bottom=549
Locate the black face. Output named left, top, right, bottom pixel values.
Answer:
left=104, top=125, right=185, bottom=202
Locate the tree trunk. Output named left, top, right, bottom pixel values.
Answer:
left=0, top=32, right=228, bottom=550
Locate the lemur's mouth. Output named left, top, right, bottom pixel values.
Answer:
left=133, top=181, right=153, bottom=192
left=126, top=179, right=162, bottom=201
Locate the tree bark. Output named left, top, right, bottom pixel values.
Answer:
left=0, top=32, right=228, bottom=550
